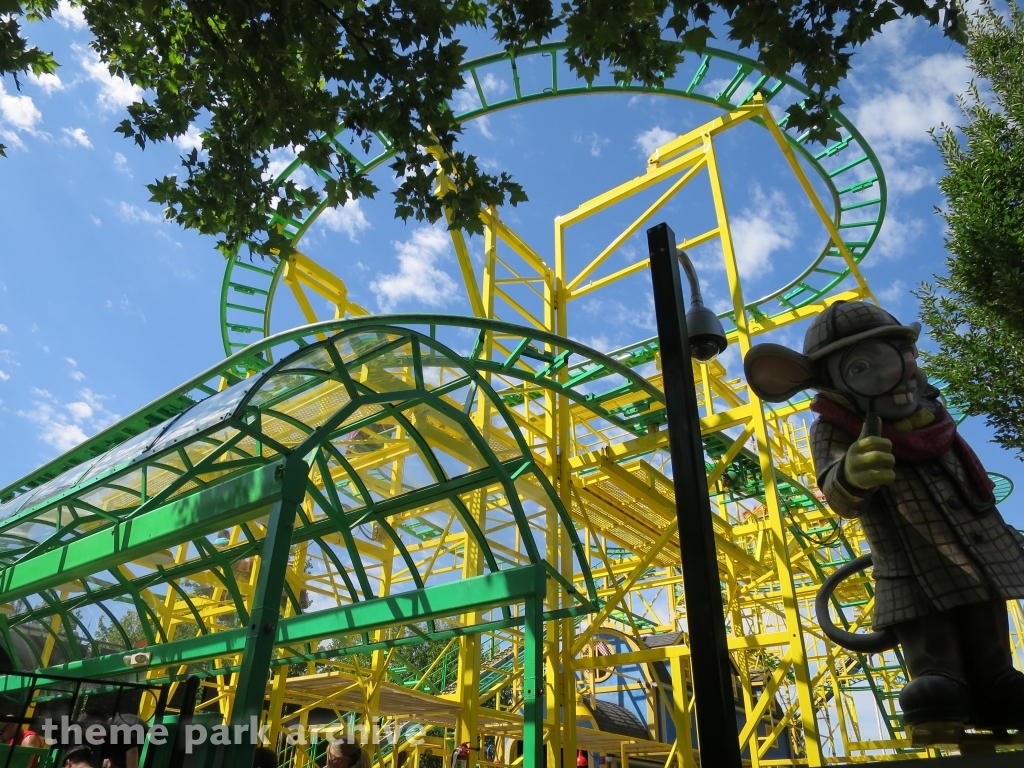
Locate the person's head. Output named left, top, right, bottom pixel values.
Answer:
left=65, top=747, right=95, bottom=768
left=328, top=741, right=365, bottom=768
left=252, top=746, right=278, bottom=768
left=0, top=715, right=18, bottom=742
left=745, top=301, right=926, bottom=421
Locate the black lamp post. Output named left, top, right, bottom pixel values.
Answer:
left=647, top=222, right=742, bottom=768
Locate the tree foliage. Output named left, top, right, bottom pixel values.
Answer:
left=916, top=0, right=1024, bottom=456
left=3, top=0, right=964, bottom=256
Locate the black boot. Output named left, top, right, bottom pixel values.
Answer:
left=973, top=670, right=1024, bottom=729
left=900, top=674, right=972, bottom=725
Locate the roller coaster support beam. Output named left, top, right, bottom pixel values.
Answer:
left=648, top=222, right=743, bottom=768
left=222, top=455, right=309, bottom=768
left=524, top=567, right=545, bottom=768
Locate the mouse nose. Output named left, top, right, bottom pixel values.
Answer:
left=902, top=354, right=918, bottom=385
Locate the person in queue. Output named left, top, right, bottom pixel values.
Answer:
left=327, top=741, right=371, bottom=768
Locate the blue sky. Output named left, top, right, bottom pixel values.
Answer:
left=2, top=5, right=1022, bottom=525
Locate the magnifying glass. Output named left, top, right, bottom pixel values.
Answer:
left=838, top=339, right=906, bottom=437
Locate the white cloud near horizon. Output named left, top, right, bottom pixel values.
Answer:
left=371, top=227, right=458, bottom=311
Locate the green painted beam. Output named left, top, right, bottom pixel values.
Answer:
left=0, top=462, right=287, bottom=603
left=225, top=456, right=308, bottom=768
left=0, top=564, right=548, bottom=690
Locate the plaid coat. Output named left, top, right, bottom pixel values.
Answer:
left=811, top=413, right=1024, bottom=627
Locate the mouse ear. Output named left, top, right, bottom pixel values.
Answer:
left=743, top=344, right=820, bottom=402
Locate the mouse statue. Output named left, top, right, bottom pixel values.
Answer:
left=743, top=300, right=1024, bottom=730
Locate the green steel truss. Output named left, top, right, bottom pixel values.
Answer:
left=0, top=318, right=632, bottom=675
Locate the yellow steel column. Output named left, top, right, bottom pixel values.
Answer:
left=669, top=655, right=697, bottom=768
left=454, top=501, right=483, bottom=751
left=556, top=280, right=577, bottom=768
left=482, top=211, right=498, bottom=319
left=704, top=133, right=824, bottom=766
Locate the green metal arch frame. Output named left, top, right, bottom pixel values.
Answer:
left=219, top=41, right=887, bottom=354
left=0, top=318, right=618, bottom=659
left=2, top=314, right=665, bottom=502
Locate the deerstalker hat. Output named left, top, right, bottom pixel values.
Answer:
left=803, top=301, right=921, bottom=361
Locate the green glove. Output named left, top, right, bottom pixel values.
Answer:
left=844, top=423, right=896, bottom=491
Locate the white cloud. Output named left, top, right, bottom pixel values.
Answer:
left=61, top=127, right=92, bottom=148
left=18, top=388, right=119, bottom=454
left=66, top=401, right=92, bottom=420
left=854, top=54, right=969, bottom=158
left=0, top=81, right=43, bottom=132
left=66, top=357, right=86, bottom=381
left=1, top=129, right=26, bottom=151
left=878, top=280, right=908, bottom=305
left=575, top=132, right=610, bottom=157
left=451, top=73, right=509, bottom=139
left=263, top=146, right=310, bottom=185
left=175, top=124, right=204, bottom=153
left=316, top=198, right=371, bottom=242
left=53, top=0, right=87, bottom=30
left=873, top=212, right=926, bottom=260
left=851, top=42, right=971, bottom=202
left=480, top=73, right=508, bottom=97
left=91, top=216, right=102, bottom=226
left=119, top=295, right=146, bottom=322
left=118, top=201, right=167, bottom=225
left=21, top=404, right=89, bottom=452
left=581, top=294, right=657, bottom=336
left=0, top=324, right=7, bottom=333
left=29, top=72, right=64, bottom=95
left=371, top=227, right=458, bottom=311
left=473, top=115, right=494, bottom=139
left=113, top=152, right=132, bottom=178
left=729, top=185, right=796, bottom=280
left=453, top=72, right=509, bottom=111
left=635, top=126, right=677, bottom=157
left=0, top=370, right=9, bottom=382
left=885, top=164, right=935, bottom=197
left=76, top=45, right=142, bottom=111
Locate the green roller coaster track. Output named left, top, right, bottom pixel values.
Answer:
left=219, top=41, right=887, bottom=356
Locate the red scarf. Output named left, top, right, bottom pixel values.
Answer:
left=810, top=395, right=994, bottom=502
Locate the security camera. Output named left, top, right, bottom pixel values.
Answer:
left=124, top=652, right=152, bottom=668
